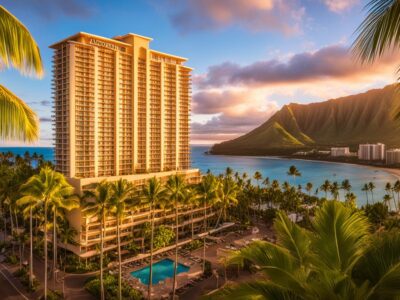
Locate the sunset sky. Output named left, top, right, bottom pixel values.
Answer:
left=2, top=0, right=399, bottom=146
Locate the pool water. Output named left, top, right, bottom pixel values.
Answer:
left=130, top=258, right=190, bottom=285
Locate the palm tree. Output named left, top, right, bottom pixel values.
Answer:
left=58, top=223, right=77, bottom=269
left=385, top=182, right=397, bottom=211
left=49, top=193, right=79, bottom=289
left=0, top=5, right=42, bottom=141
left=287, top=165, right=301, bottom=185
left=253, top=171, right=262, bottom=185
left=17, top=167, right=74, bottom=300
left=83, top=181, right=113, bottom=300
left=394, top=180, right=400, bottom=209
left=368, top=182, right=376, bottom=203
left=182, top=187, right=199, bottom=239
left=345, top=192, right=357, bottom=209
left=110, top=179, right=136, bottom=300
left=362, top=183, right=370, bottom=205
left=16, top=195, right=40, bottom=289
left=141, top=177, right=165, bottom=300
left=383, top=194, right=392, bottom=210
left=330, top=181, right=340, bottom=201
left=211, top=201, right=400, bottom=299
left=305, top=182, right=313, bottom=197
left=196, top=174, right=218, bottom=273
left=165, top=175, right=186, bottom=299
left=216, top=177, right=239, bottom=227
left=320, top=180, right=331, bottom=199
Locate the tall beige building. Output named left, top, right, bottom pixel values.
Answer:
left=51, top=32, right=198, bottom=192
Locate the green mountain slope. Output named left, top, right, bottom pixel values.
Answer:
left=211, top=84, right=400, bottom=155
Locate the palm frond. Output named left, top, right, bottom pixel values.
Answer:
left=0, top=5, right=43, bottom=76
left=311, top=201, right=370, bottom=273
left=352, top=0, right=400, bottom=63
left=0, top=84, right=38, bottom=141
left=226, top=241, right=307, bottom=293
left=205, top=280, right=297, bottom=300
left=354, top=231, right=400, bottom=298
left=274, top=212, right=311, bottom=264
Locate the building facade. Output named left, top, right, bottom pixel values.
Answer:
left=50, top=33, right=204, bottom=258
left=386, top=149, right=400, bottom=165
left=358, top=143, right=386, bottom=160
left=51, top=32, right=197, bottom=192
left=330, top=147, right=350, bottom=157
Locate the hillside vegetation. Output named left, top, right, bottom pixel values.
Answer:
left=211, top=84, right=400, bottom=155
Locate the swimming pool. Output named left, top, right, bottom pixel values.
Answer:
left=130, top=258, right=190, bottom=285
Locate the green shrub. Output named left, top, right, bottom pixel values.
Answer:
left=39, top=290, right=63, bottom=300
left=5, top=254, right=18, bottom=265
left=85, top=274, right=143, bottom=300
left=14, top=268, right=39, bottom=292
left=184, top=239, right=203, bottom=251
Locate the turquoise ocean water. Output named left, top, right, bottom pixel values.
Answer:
left=0, top=146, right=397, bottom=206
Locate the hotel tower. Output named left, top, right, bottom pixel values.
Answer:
left=50, top=32, right=199, bottom=193
left=50, top=33, right=203, bottom=257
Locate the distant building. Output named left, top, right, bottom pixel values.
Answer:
left=358, top=143, right=386, bottom=160
left=331, top=147, right=350, bottom=157
left=386, top=149, right=400, bottom=165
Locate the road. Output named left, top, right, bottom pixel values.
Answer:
left=0, top=264, right=30, bottom=300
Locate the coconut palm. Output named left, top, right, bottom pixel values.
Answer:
left=141, top=177, right=165, bottom=300
left=49, top=193, right=79, bottom=288
left=287, top=165, right=301, bottom=185
left=216, top=177, right=239, bottom=227
left=110, top=179, right=136, bottom=300
left=182, top=186, right=199, bottom=239
left=18, top=166, right=74, bottom=300
left=165, top=175, right=187, bottom=299
left=0, top=5, right=42, bottom=141
left=394, top=180, right=400, bottom=208
left=368, top=182, right=376, bottom=203
left=197, top=174, right=218, bottom=273
left=330, top=181, right=340, bottom=201
left=362, top=183, right=370, bottom=205
left=385, top=182, right=397, bottom=212
left=16, top=194, right=40, bottom=289
left=345, top=192, right=357, bottom=209
left=320, top=180, right=331, bottom=199
left=58, top=223, right=77, bottom=269
left=383, top=194, right=392, bottom=210
left=305, top=182, right=313, bottom=197
left=211, top=200, right=400, bottom=299
left=83, top=181, right=113, bottom=300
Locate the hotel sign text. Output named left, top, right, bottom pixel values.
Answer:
left=90, top=39, right=126, bottom=52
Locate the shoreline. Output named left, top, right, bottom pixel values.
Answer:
left=206, top=150, right=400, bottom=180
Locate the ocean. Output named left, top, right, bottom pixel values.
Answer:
left=0, top=146, right=397, bottom=206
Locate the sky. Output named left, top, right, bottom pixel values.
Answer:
left=1, top=0, right=399, bottom=147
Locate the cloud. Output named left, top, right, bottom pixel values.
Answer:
left=28, top=100, right=51, bottom=106
left=158, top=0, right=305, bottom=34
left=39, top=117, right=52, bottom=123
left=322, top=0, right=359, bottom=12
left=191, top=90, right=278, bottom=143
left=196, top=45, right=400, bottom=88
left=3, top=0, right=94, bottom=20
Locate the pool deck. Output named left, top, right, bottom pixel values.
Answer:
left=122, top=252, right=203, bottom=299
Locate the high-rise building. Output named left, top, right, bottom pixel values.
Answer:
left=50, top=32, right=203, bottom=257
left=386, top=149, right=400, bottom=165
left=50, top=32, right=199, bottom=193
left=358, top=143, right=386, bottom=160
left=330, top=147, right=350, bottom=157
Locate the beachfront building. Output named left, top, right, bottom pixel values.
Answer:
left=50, top=32, right=205, bottom=258
left=358, top=143, right=386, bottom=161
left=386, top=149, right=400, bottom=165
left=330, top=147, right=350, bottom=157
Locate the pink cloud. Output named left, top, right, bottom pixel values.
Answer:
left=196, top=45, right=400, bottom=88
left=323, top=0, right=359, bottom=12
left=159, top=0, right=304, bottom=34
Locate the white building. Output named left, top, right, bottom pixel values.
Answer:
left=331, top=147, right=350, bottom=157
left=386, top=149, right=400, bottom=165
left=358, top=143, right=386, bottom=160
